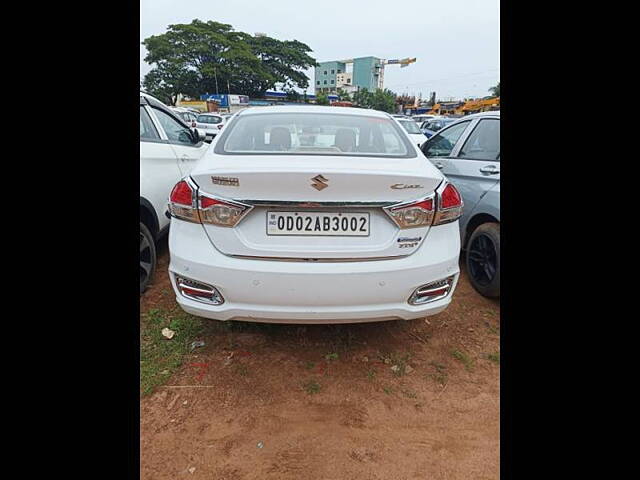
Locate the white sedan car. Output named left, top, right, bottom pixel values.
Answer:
left=167, top=106, right=462, bottom=324
left=195, top=113, right=225, bottom=142
left=395, top=118, right=428, bottom=148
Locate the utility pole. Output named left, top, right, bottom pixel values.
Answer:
left=214, top=68, right=219, bottom=95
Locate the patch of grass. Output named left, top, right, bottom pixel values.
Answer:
left=325, top=352, right=339, bottom=361
left=451, top=350, right=474, bottom=371
left=383, top=386, right=394, bottom=395
left=378, top=352, right=411, bottom=377
left=429, top=361, right=448, bottom=385
left=366, top=369, right=376, bottom=381
left=305, top=361, right=315, bottom=370
left=140, top=308, right=205, bottom=396
left=303, top=380, right=321, bottom=395
left=485, top=321, right=499, bottom=335
left=401, top=389, right=417, bottom=399
left=487, top=352, right=500, bottom=364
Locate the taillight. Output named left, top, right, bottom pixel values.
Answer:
left=384, top=195, right=435, bottom=229
left=168, top=180, right=199, bottom=223
left=168, top=178, right=252, bottom=227
left=384, top=181, right=463, bottom=229
left=433, top=183, right=463, bottom=225
left=217, top=124, right=223, bottom=129
left=198, top=193, right=252, bottom=227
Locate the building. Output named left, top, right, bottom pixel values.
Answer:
left=315, top=61, right=347, bottom=93
left=315, top=57, right=385, bottom=94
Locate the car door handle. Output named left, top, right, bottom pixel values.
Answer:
left=479, top=165, right=500, bottom=175
left=434, top=162, right=444, bottom=170
left=180, top=155, right=189, bottom=162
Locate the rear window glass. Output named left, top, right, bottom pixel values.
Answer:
left=398, top=120, right=421, bottom=134
left=214, top=112, right=416, bottom=158
left=198, top=115, right=222, bottom=124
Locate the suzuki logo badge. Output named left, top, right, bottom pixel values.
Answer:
left=311, top=174, right=329, bottom=191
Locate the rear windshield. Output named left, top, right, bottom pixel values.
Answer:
left=398, top=120, right=421, bottom=134
left=214, top=112, right=417, bottom=158
left=197, top=115, right=222, bottom=124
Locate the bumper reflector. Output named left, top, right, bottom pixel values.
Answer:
left=408, top=275, right=456, bottom=305
left=175, top=275, right=224, bottom=305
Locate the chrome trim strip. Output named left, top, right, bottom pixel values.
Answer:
left=229, top=254, right=408, bottom=262
left=238, top=199, right=397, bottom=208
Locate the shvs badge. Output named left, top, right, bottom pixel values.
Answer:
left=397, top=236, right=422, bottom=248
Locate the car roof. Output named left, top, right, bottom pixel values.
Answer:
left=464, top=110, right=500, bottom=118
left=235, top=105, right=392, bottom=118
left=197, top=112, right=223, bottom=117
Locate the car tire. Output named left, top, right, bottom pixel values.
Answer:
left=140, top=222, right=156, bottom=294
left=466, top=222, right=500, bottom=298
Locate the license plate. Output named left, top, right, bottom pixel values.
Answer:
left=266, top=211, right=370, bottom=236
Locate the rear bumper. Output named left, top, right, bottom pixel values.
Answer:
left=168, top=220, right=460, bottom=324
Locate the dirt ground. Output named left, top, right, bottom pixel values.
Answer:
left=140, top=238, right=500, bottom=480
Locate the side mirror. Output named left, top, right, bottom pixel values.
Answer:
left=191, top=128, right=206, bottom=143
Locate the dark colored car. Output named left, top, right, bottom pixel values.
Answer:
left=420, top=118, right=457, bottom=138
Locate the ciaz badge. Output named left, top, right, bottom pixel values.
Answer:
left=390, top=184, right=423, bottom=190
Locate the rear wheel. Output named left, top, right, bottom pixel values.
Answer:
left=466, top=222, right=500, bottom=298
left=140, top=222, right=156, bottom=294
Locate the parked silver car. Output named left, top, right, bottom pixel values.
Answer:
left=420, top=111, right=500, bottom=297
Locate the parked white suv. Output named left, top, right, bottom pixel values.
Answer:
left=167, top=106, right=463, bottom=323
left=140, top=92, right=209, bottom=293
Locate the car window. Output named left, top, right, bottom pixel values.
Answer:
left=457, top=119, right=500, bottom=161
left=422, top=121, right=470, bottom=157
left=152, top=108, right=194, bottom=145
left=398, top=120, right=421, bottom=134
left=216, top=112, right=416, bottom=158
left=197, top=115, right=222, bottom=124
left=140, top=106, right=160, bottom=140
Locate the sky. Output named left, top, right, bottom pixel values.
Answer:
left=140, top=0, right=499, bottom=100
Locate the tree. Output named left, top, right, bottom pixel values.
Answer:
left=315, top=92, right=330, bottom=105
left=489, top=81, right=500, bottom=97
left=352, top=88, right=372, bottom=108
left=285, top=89, right=301, bottom=102
left=142, top=19, right=317, bottom=99
left=352, top=87, right=396, bottom=113
left=336, top=88, right=352, bottom=102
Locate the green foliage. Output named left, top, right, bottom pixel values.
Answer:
left=336, top=88, right=352, bottom=102
left=315, top=92, right=330, bottom=105
left=489, top=81, right=500, bottom=97
left=303, top=380, right=321, bottom=394
left=140, top=308, right=205, bottom=396
left=285, top=89, right=301, bottom=102
left=351, top=87, right=397, bottom=113
left=142, top=19, right=317, bottom=100
left=487, top=352, right=500, bottom=364
left=451, top=349, right=474, bottom=371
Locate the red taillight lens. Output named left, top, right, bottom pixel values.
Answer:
left=433, top=182, right=463, bottom=225
left=168, top=180, right=199, bottom=223
left=440, top=183, right=462, bottom=209
left=169, top=181, right=193, bottom=206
